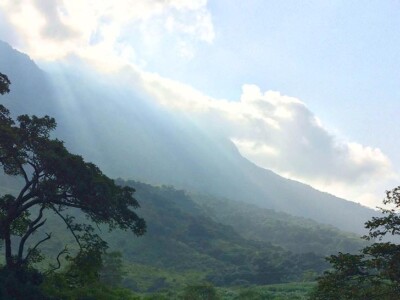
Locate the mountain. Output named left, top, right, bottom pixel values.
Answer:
left=0, top=40, right=377, bottom=233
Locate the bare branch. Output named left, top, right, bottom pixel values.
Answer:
left=44, top=246, right=69, bottom=275
left=24, top=232, right=52, bottom=263
left=17, top=206, right=47, bottom=260
left=51, top=206, right=82, bottom=250
left=13, top=166, right=42, bottom=210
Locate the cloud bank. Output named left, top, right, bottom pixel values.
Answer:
left=0, top=0, right=214, bottom=62
left=136, top=72, right=396, bottom=206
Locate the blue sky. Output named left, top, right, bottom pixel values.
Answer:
left=0, top=0, right=399, bottom=207
left=142, top=0, right=400, bottom=149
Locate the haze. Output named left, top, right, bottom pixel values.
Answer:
left=1, top=1, right=399, bottom=207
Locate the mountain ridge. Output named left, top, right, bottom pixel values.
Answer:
left=0, top=40, right=377, bottom=234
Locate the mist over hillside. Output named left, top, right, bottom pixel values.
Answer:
left=0, top=40, right=377, bottom=234
left=0, top=176, right=364, bottom=291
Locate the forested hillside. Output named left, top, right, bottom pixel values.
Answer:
left=0, top=176, right=366, bottom=293
left=192, top=194, right=365, bottom=256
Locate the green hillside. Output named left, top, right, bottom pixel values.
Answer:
left=0, top=175, right=367, bottom=293
left=101, top=180, right=328, bottom=290
left=101, top=180, right=365, bottom=291
left=192, top=194, right=365, bottom=256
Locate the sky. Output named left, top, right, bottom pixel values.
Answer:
left=0, top=0, right=399, bottom=208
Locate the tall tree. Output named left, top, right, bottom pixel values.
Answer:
left=0, top=74, right=146, bottom=271
left=311, top=186, right=400, bottom=300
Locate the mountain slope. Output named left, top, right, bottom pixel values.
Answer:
left=0, top=41, right=376, bottom=233
left=191, top=193, right=365, bottom=256
left=22, top=180, right=346, bottom=291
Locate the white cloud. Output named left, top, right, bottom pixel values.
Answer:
left=127, top=74, right=396, bottom=206
left=0, top=0, right=214, bottom=61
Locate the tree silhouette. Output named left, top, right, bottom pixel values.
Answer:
left=0, top=73, right=146, bottom=272
left=0, top=72, right=10, bottom=95
left=311, top=186, right=400, bottom=299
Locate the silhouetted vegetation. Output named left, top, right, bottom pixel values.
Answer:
left=0, top=74, right=145, bottom=299
left=311, top=186, right=400, bottom=299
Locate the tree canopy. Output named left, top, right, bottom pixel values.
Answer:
left=311, top=186, right=400, bottom=300
left=0, top=72, right=10, bottom=95
left=0, top=73, right=146, bottom=274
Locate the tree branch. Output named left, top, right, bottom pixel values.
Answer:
left=18, top=163, right=29, bottom=185
left=44, top=246, right=69, bottom=275
left=15, top=179, right=34, bottom=206
left=13, top=166, right=42, bottom=210
left=24, top=232, right=52, bottom=263
left=16, top=194, right=89, bottom=216
left=17, top=206, right=46, bottom=261
left=51, top=206, right=82, bottom=250
left=26, top=160, right=39, bottom=174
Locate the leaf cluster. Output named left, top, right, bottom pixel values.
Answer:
left=311, top=186, right=400, bottom=299
left=0, top=72, right=10, bottom=95
left=0, top=74, right=145, bottom=282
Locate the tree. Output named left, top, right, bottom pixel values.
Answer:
left=311, top=186, right=400, bottom=299
left=0, top=74, right=146, bottom=273
left=0, top=72, right=10, bottom=95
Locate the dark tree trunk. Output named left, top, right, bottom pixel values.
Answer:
left=4, top=226, right=13, bottom=268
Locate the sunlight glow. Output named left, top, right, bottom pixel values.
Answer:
left=0, top=0, right=397, bottom=207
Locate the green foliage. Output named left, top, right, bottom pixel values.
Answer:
left=228, top=282, right=315, bottom=300
left=192, top=194, right=365, bottom=256
left=12, top=179, right=335, bottom=293
left=100, top=251, right=126, bottom=287
left=42, top=274, right=141, bottom=300
left=109, top=180, right=329, bottom=289
left=63, top=247, right=104, bottom=287
left=0, top=74, right=145, bottom=271
left=40, top=232, right=139, bottom=299
left=235, top=289, right=273, bottom=300
left=0, top=72, right=10, bottom=95
left=122, top=261, right=205, bottom=293
left=0, top=266, right=50, bottom=300
left=183, top=283, right=220, bottom=300
left=2, top=176, right=334, bottom=295
left=311, top=186, right=400, bottom=299
left=0, top=73, right=147, bottom=299
left=142, top=282, right=315, bottom=300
